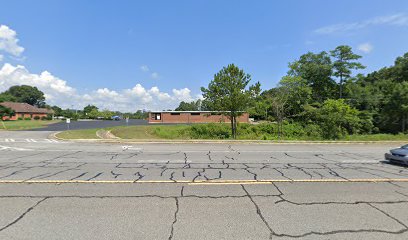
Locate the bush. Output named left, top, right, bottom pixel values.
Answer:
left=40, top=115, right=52, bottom=120
left=189, top=123, right=231, bottom=139
left=18, top=117, right=23, bottom=120
left=24, top=117, right=31, bottom=120
left=33, top=116, right=40, bottom=120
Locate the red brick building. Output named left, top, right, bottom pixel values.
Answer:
left=148, top=111, right=249, bottom=124
left=0, top=102, right=53, bottom=121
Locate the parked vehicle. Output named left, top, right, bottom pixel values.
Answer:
left=111, top=115, right=121, bottom=121
left=385, top=144, right=408, bottom=165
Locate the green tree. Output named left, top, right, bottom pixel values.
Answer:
left=88, top=109, right=100, bottom=119
left=330, top=45, right=365, bottom=99
left=288, top=51, right=336, bottom=102
left=0, top=93, right=16, bottom=102
left=278, top=76, right=312, bottom=118
left=201, top=64, right=260, bottom=138
left=175, top=100, right=202, bottom=111
left=3, top=85, right=46, bottom=106
left=269, top=87, right=289, bottom=140
left=382, top=82, right=408, bottom=132
left=0, top=105, right=14, bottom=120
left=305, top=99, right=362, bottom=139
left=394, top=53, right=408, bottom=83
left=83, top=105, right=99, bottom=118
left=51, top=106, right=63, bottom=116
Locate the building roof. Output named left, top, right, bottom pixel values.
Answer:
left=0, top=102, right=53, bottom=114
left=150, top=111, right=246, bottom=113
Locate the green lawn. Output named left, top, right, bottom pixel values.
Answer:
left=0, top=120, right=60, bottom=130
left=111, top=125, right=190, bottom=139
left=56, top=129, right=99, bottom=139
left=56, top=124, right=408, bottom=141
left=341, top=134, right=408, bottom=141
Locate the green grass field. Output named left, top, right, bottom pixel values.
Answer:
left=56, top=129, right=99, bottom=139
left=56, top=124, right=408, bottom=141
left=111, top=125, right=190, bottom=139
left=0, top=120, right=60, bottom=130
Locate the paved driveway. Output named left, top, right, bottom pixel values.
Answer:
left=31, top=119, right=148, bottom=131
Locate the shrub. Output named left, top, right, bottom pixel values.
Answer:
left=24, top=117, right=31, bottom=120
left=18, top=117, right=23, bottom=120
left=33, top=116, right=41, bottom=120
left=41, top=116, right=48, bottom=120
left=189, top=123, right=231, bottom=139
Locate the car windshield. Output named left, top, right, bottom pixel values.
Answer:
left=402, top=145, right=408, bottom=149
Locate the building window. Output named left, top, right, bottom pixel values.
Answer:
left=191, top=113, right=200, bottom=116
left=152, top=113, right=161, bottom=120
left=170, top=113, right=180, bottom=115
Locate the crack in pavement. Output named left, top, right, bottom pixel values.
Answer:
left=241, top=184, right=274, bottom=240
left=168, top=197, right=179, bottom=240
left=133, top=172, right=144, bottom=182
left=0, top=197, right=48, bottom=232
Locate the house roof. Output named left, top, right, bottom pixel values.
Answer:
left=0, top=102, right=53, bottom=114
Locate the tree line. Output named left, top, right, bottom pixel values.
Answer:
left=178, top=45, right=408, bottom=139
left=0, top=85, right=148, bottom=120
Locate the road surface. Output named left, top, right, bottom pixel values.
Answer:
left=0, top=131, right=407, bottom=239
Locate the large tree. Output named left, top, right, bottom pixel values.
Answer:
left=277, top=75, right=312, bottom=118
left=0, top=93, right=16, bottom=102
left=288, top=51, right=336, bottom=102
left=3, top=85, right=46, bottom=107
left=201, top=64, right=260, bottom=138
left=330, top=45, right=365, bottom=99
left=83, top=105, right=99, bottom=117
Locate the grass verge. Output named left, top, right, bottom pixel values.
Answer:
left=56, top=129, right=99, bottom=139
left=56, top=124, right=408, bottom=142
left=0, top=120, right=60, bottom=130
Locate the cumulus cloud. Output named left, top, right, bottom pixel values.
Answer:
left=358, top=42, right=373, bottom=54
left=172, top=88, right=194, bottom=102
left=315, top=13, right=408, bottom=34
left=0, top=25, right=24, bottom=57
left=0, top=25, right=198, bottom=111
left=0, top=63, right=199, bottom=111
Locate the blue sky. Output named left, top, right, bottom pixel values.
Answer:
left=1, top=0, right=408, bottom=111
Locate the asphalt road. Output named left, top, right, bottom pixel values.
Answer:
left=31, top=119, right=148, bottom=131
left=1, top=131, right=408, bottom=239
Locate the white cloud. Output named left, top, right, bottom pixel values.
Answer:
left=315, top=13, right=408, bottom=34
left=0, top=25, right=24, bottom=56
left=358, top=42, right=373, bottom=53
left=0, top=25, right=196, bottom=111
left=140, top=65, right=161, bottom=79
left=140, top=65, right=149, bottom=72
left=172, top=88, right=194, bottom=102
left=151, top=72, right=159, bottom=79
left=0, top=63, right=198, bottom=111
left=0, top=63, right=76, bottom=100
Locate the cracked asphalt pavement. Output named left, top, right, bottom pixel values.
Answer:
left=0, top=131, right=408, bottom=239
